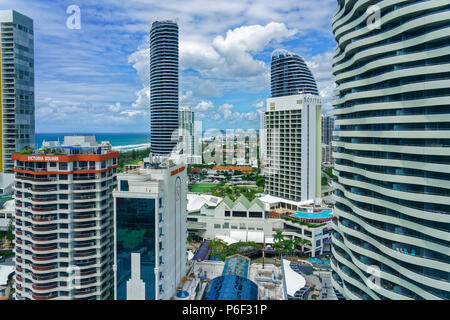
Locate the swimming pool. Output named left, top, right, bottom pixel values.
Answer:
left=291, top=210, right=333, bottom=220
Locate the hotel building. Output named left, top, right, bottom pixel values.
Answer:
left=12, top=136, right=118, bottom=300
left=113, top=162, right=188, bottom=300
left=150, top=19, right=179, bottom=157
left=264, top=94, right=322, bottom=203
left=331, top=0, right=450, bottom=300
left=0, top=10, right=35, bottom=173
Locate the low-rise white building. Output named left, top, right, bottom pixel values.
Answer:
left=186, top=194, right=332, bottom=257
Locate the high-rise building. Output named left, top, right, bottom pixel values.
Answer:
left=113, top=163, right=188, bottom=300
left=179, top=106, right=199, bottom=157
left=322, top=115, right=335, bottom=165
left=12, top=136, right=118, bottom=300
left=150, top=19, right=179, bottom=157
left=262, top=50, right=322, bottom=203
left=322, top=115, right=334, bottom=146
left=0, top=10, right=35, bottom=173
left=271, top=49, right=319, bottom=98
left=331, top=0, right=450, bottom=300
left=264, top=94, right=322, bottom=203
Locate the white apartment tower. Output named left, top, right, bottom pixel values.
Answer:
left=12, top=136, right=118, bottom=300
left=113, top=162, right=188, bottom=300
left=179, top=106, right=200, bottom=157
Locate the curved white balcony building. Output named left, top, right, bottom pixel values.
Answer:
left=12, top=137, right=118, bottom=300
left=331, top=0, right=450, bottom=300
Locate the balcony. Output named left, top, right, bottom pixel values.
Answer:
left=32, top=245, right=58, bottom=252
left=31, top=197, right=58, bottom=202
left=75, top=250, right=97, bottom=258
left=32, top=206, right=57, bottom=212
left=33, top=283, right=58, bottom=291
left=31, top=235, right=58, bottom=242
left=74, top=204, right=96, bottom=210
left=32, top=216, right=57, bottom=222
left=32, top=225, right=58, bottom=232
left=32, top=254, right=58, bottom=262
left=74, top=213, right=97, bottom=220
left=33, top=273, right=58, bottom=281
left=74, top=232, right=96, bottom=239
left=75, top=288, right=96, bottom=296
left=32, top=293, right=57, bottom=300
left=32, top=264, right=58, bottom=271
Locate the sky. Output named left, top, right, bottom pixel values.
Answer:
left=0, top=0, right=337, bottom=133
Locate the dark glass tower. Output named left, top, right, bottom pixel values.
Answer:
left=150, top=19, right=179, bottom=156
left=271, top=49, right=319, bottom=97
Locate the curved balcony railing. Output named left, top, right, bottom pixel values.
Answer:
left=32, top=264, right=58, bottom=271
left=33, top=283, right=58, bottom=291
left=32, top=254, right=58, bottom=262
left=32, top=245, right=58, bottom=252
left=32, top=292, right=58, bottom=300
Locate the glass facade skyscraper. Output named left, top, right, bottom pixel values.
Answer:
left=115, top=197, right=156, bottom=300
left=331, top=0, right=450, bottom=300
left=271, top=49, right=319, bottom=98
left=150, top=19, right=179, bottom=156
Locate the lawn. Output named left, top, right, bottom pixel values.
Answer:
left=189, top=183, right=218, bottom=193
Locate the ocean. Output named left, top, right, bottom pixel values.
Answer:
left=35, top=133, right=150, bottom=152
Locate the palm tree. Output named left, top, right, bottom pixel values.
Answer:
left=273, top=229, right=284, bottom=243
left=283, top=239, right=294, bottom=256
left=293, top=237, right=302, bottom=253
left=272, top=229, right=284, bottom=261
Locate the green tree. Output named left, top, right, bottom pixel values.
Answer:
left=282, top=239, right=294, bottom=255
left=209, top=238, right=227, bottom=260
left=273, top=229, right=284, bottom=260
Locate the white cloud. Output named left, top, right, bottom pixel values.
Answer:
left=195, top=100, right=215, bottom=111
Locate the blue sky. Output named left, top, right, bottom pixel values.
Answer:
left=1, top=0, right=337, bottom=133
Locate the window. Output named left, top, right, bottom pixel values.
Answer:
left=225, top=211, right=230, bottom=217
left=59, top=163, right=68, bottom=170
left=232, top=211, right=247, bottom=218
left=120, top=180, right=129, bottom=192
left=223, top=222, right=229, bottom=229
left=214, top=224, right=221, bottom=229
left=249, top=211, right=263, bottom=218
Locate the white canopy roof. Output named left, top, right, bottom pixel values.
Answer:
left=216, top=235, right=239, bottom=245
left=230, top=230, right=247, bottom=242
left=0, top=265, right=14, bottom=286
left=187, top=194, right=223, bottom=212
left=259, top=194, right=314, bottom=208
left=247, top=231, right=264, bottom=243
left=283, top=259, right=306, bottom=296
